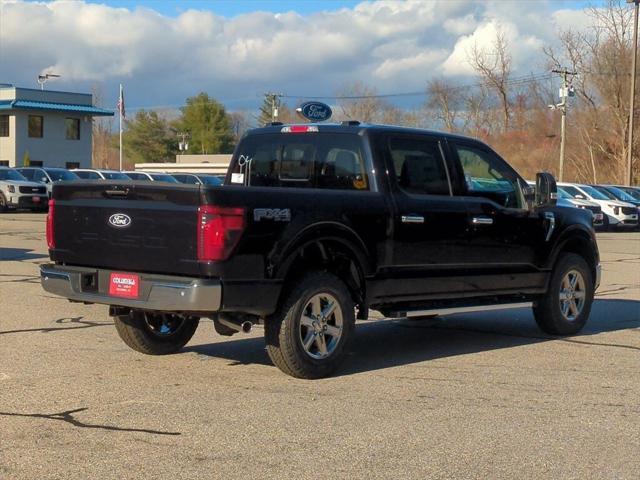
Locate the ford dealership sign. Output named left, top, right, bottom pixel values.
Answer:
left=297, top=101, right=332, bottom=122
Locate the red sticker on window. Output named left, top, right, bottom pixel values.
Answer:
left=109, top=273, right=139, bottom=299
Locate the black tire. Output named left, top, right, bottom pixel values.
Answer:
left=533, top=253, right=594, bottom=335
left=0, top=193, right=7, bottom=213
left=265, top=272, right=355, bottom=379
left=114, top=310, right=199, bottom=355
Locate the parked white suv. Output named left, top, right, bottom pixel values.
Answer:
left=0, top=167, right=48, bottom=212
left=558, top=183, right=638, bottom=229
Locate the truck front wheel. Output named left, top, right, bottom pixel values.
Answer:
left=265, top=272, right=355, bottom=379
left=114, top=310, right=199, bottom=355
left=533, top=253, right=594, bottom=335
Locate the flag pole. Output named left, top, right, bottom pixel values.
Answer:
left=119, top=84, right=123, bottom=171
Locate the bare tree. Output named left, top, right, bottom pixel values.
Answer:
left=425, top=77, right=460, bottom=132
left=468, top=27, right=512, bottom=131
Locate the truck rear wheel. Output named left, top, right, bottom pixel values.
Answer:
left=533, top=253, right=594, bottom=335
left=265, top=272, right=355, bottom=379
left=114, top=310, right=199, bottom=355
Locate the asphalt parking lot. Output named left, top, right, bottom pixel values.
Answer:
left=0, top=213, right=638, bottom=479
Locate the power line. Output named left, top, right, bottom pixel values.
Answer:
left=280, top=72, right=554, bottom=100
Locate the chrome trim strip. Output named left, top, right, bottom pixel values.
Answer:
left=401, top=215, right=424, bottom=224
left=471, top=216, right=493, bottom=225
left=396, top=302, right=532, bottom=318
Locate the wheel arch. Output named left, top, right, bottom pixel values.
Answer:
left=271, top=222, right=372, bottom=318
left=547, top=227, right=599, bottom=285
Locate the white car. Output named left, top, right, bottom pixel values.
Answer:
left=72, top=169, right=131, bottom=180
left=123, top=171, right=179, bottom=183
left=558, top=183, right=638, bottom=229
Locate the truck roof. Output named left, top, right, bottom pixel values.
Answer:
left=245, top=122, right=482, bottom=144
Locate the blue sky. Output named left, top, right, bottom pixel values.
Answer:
left=84, top=0, right=593, bottom=17
left=84, top=0, right=363, bottom=16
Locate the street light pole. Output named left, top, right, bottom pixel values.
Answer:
left=626, top=0, right=639, bottom=186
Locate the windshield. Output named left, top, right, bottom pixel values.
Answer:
left=619, top=187, right=640, bottom=201
left=605, top=186, right=636, bottom=202
left=102, top=171, right=131, bottom=180
left=150, top=174, right=178, bottom=183
left=0, top=169, right=27, bottom=181
left=46, top=169, right=79, bottom=181
left=559, top=186, right=582, bottom=198
left=580, top=185, right=609, bottom=200
left=199, top=175, right=223, bottom=186
left=592, top=186, right=617, bottom=200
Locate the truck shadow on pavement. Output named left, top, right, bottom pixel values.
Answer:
left=186, top=299, right=640, bottom=375
left=0, top=247, right=48, bottom=262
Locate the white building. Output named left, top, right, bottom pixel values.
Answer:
left=0, top=84, right=113, bottom=168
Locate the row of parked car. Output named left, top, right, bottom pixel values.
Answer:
left=0, top=167, right=224, bottom=212
left=0, top=165, right=638, bottom=230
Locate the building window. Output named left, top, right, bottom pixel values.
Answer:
left=29, top=160, right=43, bottom=167
left=66, top=118, right=80, bottom=140
left=28, top=115, right=43, bottom=138
left=66, top=162, right=80, bottom=169
left=0, top=160, right=9, bottom=167
left=0, top=115, right=9, bottom=137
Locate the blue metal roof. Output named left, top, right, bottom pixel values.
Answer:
left=0, top=99, right=113, bottom=116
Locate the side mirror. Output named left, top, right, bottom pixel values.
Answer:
left=535, top=172, right=557, bottom=207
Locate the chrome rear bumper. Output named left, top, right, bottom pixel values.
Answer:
left=40, top=264, right=221, bottom=312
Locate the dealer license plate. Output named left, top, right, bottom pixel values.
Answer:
left=109, top=272, right=140, bottom=299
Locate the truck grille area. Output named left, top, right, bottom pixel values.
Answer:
left=19, top=186, right=46, bottom=194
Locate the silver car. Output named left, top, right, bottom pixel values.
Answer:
left=0, top=167, right=48, bottom=212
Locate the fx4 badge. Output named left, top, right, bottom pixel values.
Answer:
left=254, top=208, right=291, bottom=222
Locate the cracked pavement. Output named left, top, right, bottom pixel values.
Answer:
left=0, top=213, right=638, bottom=479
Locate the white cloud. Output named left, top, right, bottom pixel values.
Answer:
left=0, top=0, right=594, bottom=111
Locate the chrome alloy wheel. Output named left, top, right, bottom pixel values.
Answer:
left=559, top=269, right=586, bottom=322
left=299, top=293, right=343, bottom=360
left=142, top=312, right=186, bottom=337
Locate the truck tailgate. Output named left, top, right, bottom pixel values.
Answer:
left=51, top=182, right=203, bottom=276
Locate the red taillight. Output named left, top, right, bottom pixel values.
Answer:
left=197, top=205, right=245, bottom=262
left=46, top=199, right=55, bottom=249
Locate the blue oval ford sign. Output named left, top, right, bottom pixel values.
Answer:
left=108, top=213, right=132, bottom=228
left=298, top=101, right=332, bottom=122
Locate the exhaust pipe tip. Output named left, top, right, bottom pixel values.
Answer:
left=240, top=321, right=253, bottom=334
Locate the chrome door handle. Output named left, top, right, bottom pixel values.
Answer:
left=471, top=216, right=493, bottom=225
left=401, top=215, right=424, bottom=224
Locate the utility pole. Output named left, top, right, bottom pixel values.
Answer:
left=264, top=92, right=283, bottom=122
left=552, top=68, right=577, bottom=182
left=626, top=0, right=639, bottom=186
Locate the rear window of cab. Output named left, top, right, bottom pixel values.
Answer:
left=229, top=133, right=369, bottom=191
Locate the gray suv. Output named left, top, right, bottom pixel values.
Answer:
left=15, top=167, right=80, bottom=198
left=0, top=167, right=48, bottom=212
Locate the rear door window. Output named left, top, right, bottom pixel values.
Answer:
left=387, top=136, right=451, bottom=196
left=231, top=133, right=368, bottom=190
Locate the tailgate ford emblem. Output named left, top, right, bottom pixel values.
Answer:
left=108, top=213, right=132, bottom=228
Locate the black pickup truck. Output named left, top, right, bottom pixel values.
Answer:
left=41, top=123, right=600, bottom=378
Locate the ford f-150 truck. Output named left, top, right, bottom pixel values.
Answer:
left=41, top=123, right=600, bottom=378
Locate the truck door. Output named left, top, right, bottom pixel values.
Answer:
left=381, top=134, right=469, bottom=298
left=449, top=141, right=548, bottom=287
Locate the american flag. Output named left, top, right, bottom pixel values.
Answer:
left=117, top=84, right=125, bottom=119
